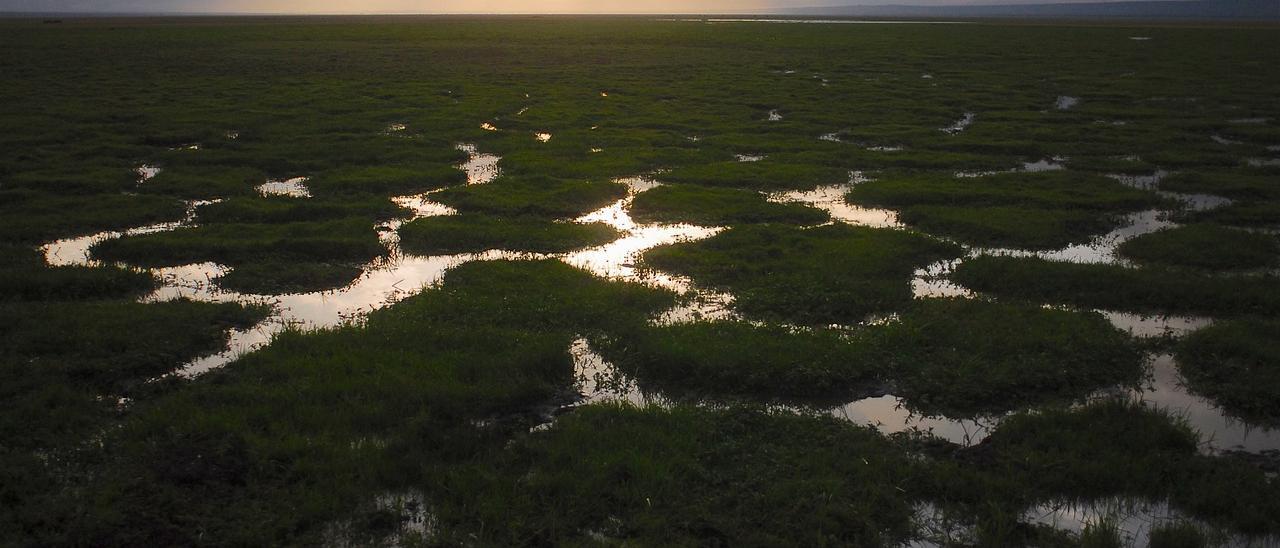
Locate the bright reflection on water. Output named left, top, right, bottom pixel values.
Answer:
left=136, top=164, right=161, bottom=184
left=768, top=170, right=902, bottom=228
left=534, top=131, right=552, bottom=142
left=455, top=143, right=500, bottom=185
left=767, top=109, right=783, bottom=121
left=940, top=112, right=975, bottom=134
left=1055, top=95, right=1080, bottom=110
left=256, top=176, right=311, bottom=198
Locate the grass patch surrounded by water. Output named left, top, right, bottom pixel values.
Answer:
left=953, top=255, right=1280, bottom=316
left=90, top=219, right=386, bottom=268
left=434, top=404, right=920, bottom=547
left=0, top=190, right=186, bottom=243
left=1177, top=319, right=1280, bottom=425
left=897, top=205, right=1118, bottom=249
left=398, top=214, right=619, bottom=255
left=629, top=184, right=828, bottom=226
left=432, top=175, right=626, bottom=218
left=0, top=245, right=157, bottom=301
left=645, top=224, right=961, bottom=324
left=593, top=322, right=878, bottom=402
left=877, top=299, right=1144, bottom=417
left=214, top=261, right=365, bottom=294
left=660, top=161, right=847, bottom=191
left=1117, top=224, right=1280, bottom=270
left=197, top=195, right=408, bottom=224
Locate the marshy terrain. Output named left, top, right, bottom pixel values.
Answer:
left=2, top=15, right=1279, bottom=546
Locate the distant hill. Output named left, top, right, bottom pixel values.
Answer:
left=776, top=0, right=1280, bottom=19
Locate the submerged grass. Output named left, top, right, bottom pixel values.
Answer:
left=629, top=184, right=829, bottom=226
left=645, top=224, right=961, bottom=324
left=398, top=214, right=619, bottom=255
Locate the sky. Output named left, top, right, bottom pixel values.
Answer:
left=0, top=0, right=1178, bottom=14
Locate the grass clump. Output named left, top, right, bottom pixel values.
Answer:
left=896, top=205, right=1116, bottom=249
left=90, top=219, right=385, bottom=268
left=197, top=195, right=407, bottom=224
left=847, top=171, right=1161, bottom=249
left=592, top=322, right=878, bottom=402
left=953, top=255, right=1280, bottom=316
left=398, top=214, right=619, bottom=255
left=847, top=171, right=1161, bottom=212
left=645, top=224, right=961, bottom=324
left=0, top=190, right=186, bottom=243
left=431, top=175, right=626, bottom=218
left=305, top=164, right=465, bottom=197
left=1177, top=319, right=1280, bottom=425
left=629, top=184, right=828, bottom=226
left=660, top=161, right=847, bottom=191
left=434, top=404, right=920, bottom=546
left=0, top=246, right=157, bottom=301
left=72, top=261, right=675, bottom=545
left=1148, top=522, right=1212, bottom=548
left=876, top=299, right=1143, bottom=417
left=214, top=261, right=364, bottom=294
left=138, top=165, right=265, bottom=200
left=1117, top=224, right=1279, bottom=270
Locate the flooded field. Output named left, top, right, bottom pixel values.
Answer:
left=3, top=15, right=1279, bottom=547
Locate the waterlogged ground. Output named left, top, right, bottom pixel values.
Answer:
left=3, top=16, right=1280, bottom=547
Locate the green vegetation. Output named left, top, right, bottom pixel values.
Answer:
left=1148, top=522, right=1213, bottom=548
left=214, top=261, right=365, bottom=294
left=1118, top=224, right=1280, bottom=270
left=432, top=175, right=626, bottom=218
left=847, top=171, right=1163, bottom=248
left=3, top=15, right=1280, bottom=545
left=645, top=224, right=961, bottom=324
left=897, top=205, right=1116, bottom=249
left=592, top=322, right=878, bottom=402
left=660, top=161, right=847, bottom=191
left=875, top=299, right=1143, bottom=416
left=596, top=299, right=1140, bottom=416
left=630, top=184, right=829, bottom=226
left=398, top=214, right=619, bottom=255
left=953, top=255, right=1280, bottom=316
left=91, top=219, right=386, bottom=267
left=1178, top=319, right=1280, bottom=425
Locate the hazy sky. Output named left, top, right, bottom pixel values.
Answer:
left=0, top=0, right=1175, bottom=14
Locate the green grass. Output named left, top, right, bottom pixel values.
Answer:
left=660, top=161, right=848, bottom=191
left=90, top=219, right=386, bottom=267
left=138, top=165, right=265, bottom=200
left=214, top=261, right=365, bottom=294
left=398, top=214, right=619, bottom=255
left=874, top=299, right=1144, bottom=417
left=62, top=260, right=675, bottom=545
left=1118, top=224, right=1280, bottom=270
left=1148, top=522, right=1213, bottom=548
left=1160, top=171, right=1280, bottom=201
left=431, top=175, right=626, bottom=218
left=304, top=164, right=465, bottom=197
left=0, top=190, right=186, bottom=243
left=645, top=224, right=961, bottom=324
left=847, top=171, right=1162, bottom=212
left=953, top=255, right=1280, bottom=316
left=629, top=184, right=829, bottom=226
left=592, top=322, right=878, bottom=402
left=896, top=205, right=1119, bottom=249
left=0, top=261, right=157, bottom=301
left=197, top=195, right=408, bottom=224
left=431, top=404, right=922, bottom=547
left=1177, top=319, right=1280, bottom=425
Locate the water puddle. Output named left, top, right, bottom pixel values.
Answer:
left=1246, top=158, right=1280, bottom=168
left=833, top=396, right=999, bottom=446
left=479, top=122, right=498, bottom=131
left=1211, top=134, right=1244, bottom=146
left=767, top=109, right=783, bottom=122
left=43, top=199, right=218, bottom=267
left=1129, top=36, right=1152, bottom=41
left=136, top=164, right=161, bottom=185
left=819, top=131, right=842, bottom=142
left=699, top=18, right=967, bottom=24
left=455, top=143, right=500, bottom=185
left=1229, top=117, right=1270, bottom=125
left=385, top=123, right=407, bottom=133
left=534, top=132, right=552, bottom=143
left=940, top=112, right=975, bottom=135
left=955, top=157, right=1065, bottom=178
left=768, top=171, right=902, bottom=229
left=256, top=176, right=311, bottom=198
left=1055, top=96, right=1080, bottom=110
left=734, top=154, right=765, bottom=162
left=1099, top=311, right=1212, bottom=339
left=325, top=490, right=435, bottom=547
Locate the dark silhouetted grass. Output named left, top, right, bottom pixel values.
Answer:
left=630, top=184, right=828, bottom=226
left=398, top=214, right=619, bottom=255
